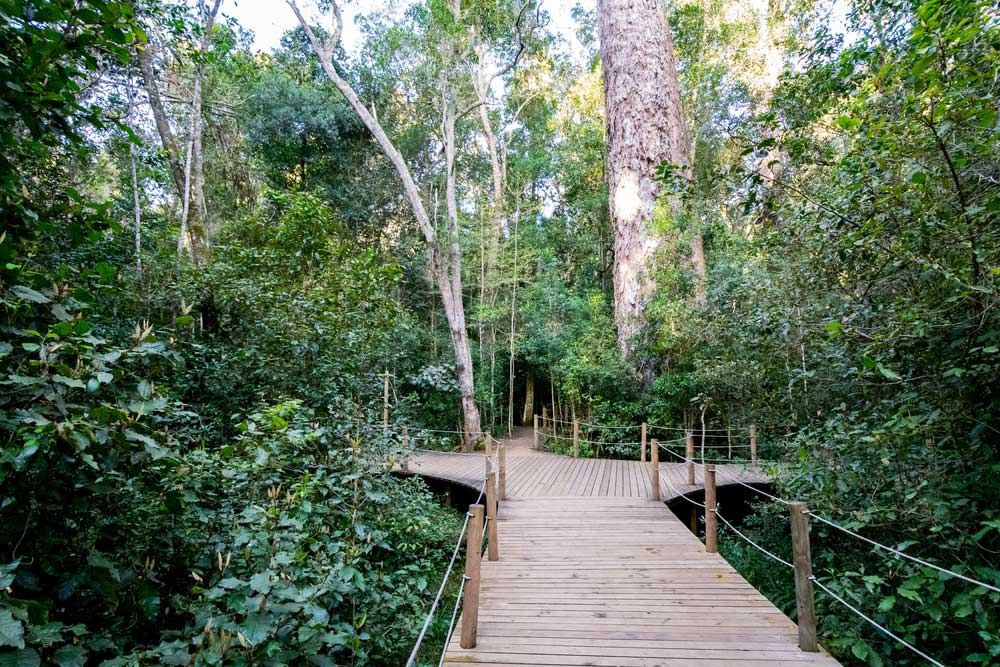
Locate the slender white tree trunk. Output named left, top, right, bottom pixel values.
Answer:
left=288, top=0, right=483, bottom=446
left=130, top=143, right=142, bottom=278
left=507, top=208, right=519, bottom=436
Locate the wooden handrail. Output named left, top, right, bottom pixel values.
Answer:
left=461, top=504, right=484, bottom=649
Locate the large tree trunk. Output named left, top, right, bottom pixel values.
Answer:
left=289, top=0, right=483, bottom=447
left=521, top=370, right=533, bottom=426
left=597, top=0, right=693, bottom=359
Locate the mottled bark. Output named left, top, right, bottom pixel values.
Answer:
left=597, top=0, right=693, bottom=358
left=137, top=0, right=218, bottom=267
left=474, top=47, right=505, bottom=284
left=522, top=370, right=533, bottom=426
left=136, top=46, right=185, bottom=191
left=188, top=0, right=222, bottom=262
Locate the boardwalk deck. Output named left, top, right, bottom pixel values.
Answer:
left=406, top=434, right=769, bottom=501
left=405, top=429, right=843, bottom=666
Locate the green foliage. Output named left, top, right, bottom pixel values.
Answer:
left=645, top=0, right=1000, bottom=664
left=0, top=0, right=141, bottom=251
left=4, top=1, right=999, bottom=665
left=133, top=401, right=462, bottom=666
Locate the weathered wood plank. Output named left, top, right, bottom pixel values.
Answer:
left=404, top=428, right=842, bottom=667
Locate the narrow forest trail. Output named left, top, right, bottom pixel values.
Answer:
left=404, top=432, right=845, bottom=666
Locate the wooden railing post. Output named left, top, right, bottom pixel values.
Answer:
left=498, top=443, right=507, bottom=500
left=460, top=504, right=484, bottom=649
left=541, top=406, right=547, bottom=432
left=750, top=423, right=758, bottom=466
left=650, top=438, right=660, bottom=501
left=790, top=501, right=818, bottom=652
left=533, top=414, right=539, bottom=448
left=485, top=433, right=492, bottom=457
left=686, top=430, right=695, bottom=485
left=572, top=419, right=579, bottom=458
left=485, top=463, right=499, bottom=562
left=401, top=425, right=410, bottom=473
left=640, top=422, right=647, bottom=463
left=705, top=465, right=717, bottom=553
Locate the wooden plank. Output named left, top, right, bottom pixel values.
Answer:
left=408, top=429, right=840, bottom=667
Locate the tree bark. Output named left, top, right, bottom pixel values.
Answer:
left=126, top=79, right=143, bottom=279
left=136, top=45, right=185, bottom=191
left=474, top=47, right=505, bottom=285
left=597, top=0, right=693, bottom=359
left=521, top=369, right=533, bottom=426
left=288, top=0, right=483, bottom=447
left=137, top=0, right=219, bottom=267
left=507, top=209, right=519, bottom=436
left=130, top=143, right=142, bottom=279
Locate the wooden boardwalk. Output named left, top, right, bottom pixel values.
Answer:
left=406, top=429, right=769, bottom=500
left=406, top=429, right=843, bottom=666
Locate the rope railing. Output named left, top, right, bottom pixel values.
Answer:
left=436, top=575, right=466, bottom=666
left=404, top=436, right=505, bottom=666
left=403, top=414, right=991, bottom=666
left=810, top=576, right=948, bottom=667
left=403, top=489, right=478, bottom=667
left=545, top=415, right=750, bottom=434
left=683, top=455, right=1000, bottom=595
left=532, top=414, right=761, bottom=465
left=664, top=465, right=958, bottom=664
left=528, top=412, right=993, bottom=664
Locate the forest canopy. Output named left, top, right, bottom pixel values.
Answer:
left=0, top=0, right=997, bottom=665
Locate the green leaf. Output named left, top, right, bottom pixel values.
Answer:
left=876, top=364, right=901, bottom=380
left=10, top=286, right=49, bottom=304
left=898, top=586, right=923, bottom=604
left=852, top=640, right=870, bottom=660
left=0, top=609, right=25, bottom=648
left=0, top=561, right=19, bottom=589
left=240, top=613, right=273, bottom=645
left=136, top=582, right=160, bottom=620
left=52, top=375, right=86, bottom=389
left=5, top=376, right=46, bottom=386
left=878, top=595, right=896, bottom=612
left=249, top=571, right=273, bottom=594
left=0, top=648, right=40, bottom=667
left=53, top=644, right=86, bottom=667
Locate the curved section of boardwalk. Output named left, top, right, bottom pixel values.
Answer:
left=407, top=429, right=843, bottom=667
left=406, top=429, right=770, bottom=499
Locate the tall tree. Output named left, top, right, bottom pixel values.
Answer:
left=137, top=0, right=222, bottom=264
left=288, top=0, right=484, bottom=447
left=596, top=0, right=702, bottom=362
